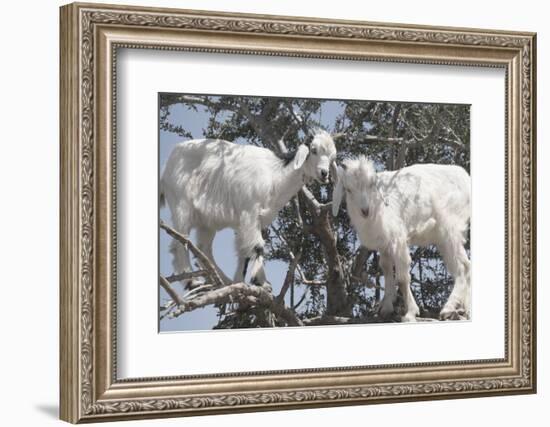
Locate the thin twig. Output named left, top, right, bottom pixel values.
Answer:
left=356, top=135, right=404, bottom=144
left=300, top=279, right=325, bottom=286
left=159, top=300, right=177, bottom=321
left=271, top=225, right=323, bottom=287
left=165, top=269, right=209, bottom=283
left=276, top=249, right=302, bottom=303
left=182, top=284, right=214, bottom=300
left=292, top=290, right=308, bottom=310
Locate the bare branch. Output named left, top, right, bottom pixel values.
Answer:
left=276, top=249, right=302, bottom=303
left=356, top=135, right=404, bottom=144
left=292, top=290, right=308, bottom=310
left=298, top=189, right=350, bottom=316
left=160, top=221, right=226, bottom=287
left=300, top=186, right=332, bottom=215
left=293, top=197, right=303, bottom=227
left=159, top=276, right=184, bottom=306
left=300, top=186, right=320, bottom=214
left=165, top=270, right=209, bottom=283
left=172, top=282, right=303, bottom=326
left=351, top=247, right=370, bottom=283
left=271, top=224, right=322, bottom=288
left=176, top=95, right=228, bottom=114
left=302, top=315, right=354, bottom=326
left=179, top=95, right=214, bottom=105
left=159, top=301, right=177, bottom=321
left=300, top=279, right=326, bottom=286
left=182, top=284, right=214, bottom=300
left=387, top=104, right=403, bottom=170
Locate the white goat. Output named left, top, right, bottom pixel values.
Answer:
left=332, top=156, right=471, bottom=322
left=161, top=130, right=337, bottom=288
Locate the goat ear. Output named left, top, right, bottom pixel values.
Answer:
left=332, top=167, right=344, bottom=217
left=294, top=144, right=310, bottom=170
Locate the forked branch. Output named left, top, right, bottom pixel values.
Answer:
left=160, top=221, right=226, bottom=287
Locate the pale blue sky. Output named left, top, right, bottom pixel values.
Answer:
left=159, top=97, right=344, bottom=332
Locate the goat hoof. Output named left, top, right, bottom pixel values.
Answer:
left=182, top=279, right=202, bottom=291
left=251, top=276, right=264, bottom=286
left=401, top=314, right=418, bottom=322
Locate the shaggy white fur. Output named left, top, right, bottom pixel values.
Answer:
left=161, top=130, right=337, bottom=287
left=333, top=156, right=471, bottom=322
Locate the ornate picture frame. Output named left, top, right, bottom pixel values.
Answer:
left=60, top=2, right=536, bottom=423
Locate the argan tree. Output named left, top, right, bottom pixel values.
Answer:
left=159, top=94, right=470, bottom=328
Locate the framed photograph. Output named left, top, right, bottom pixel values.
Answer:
left=60, top=2, right=537, bottom=423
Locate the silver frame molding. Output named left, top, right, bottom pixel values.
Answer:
left=60, top=2, right=537, bottom=423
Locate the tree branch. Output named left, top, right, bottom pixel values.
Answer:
left=300, top=186, right=332, bottom=215
left=302, top=315, right=355, bottom=326
left=271, top=224, right=322, bottom=288
left=171, top=282, right=303, bottom=326
left=356, top=135, right=404, bottom=144
left=292, top=290, right=309, bottom=310
left=299, top=190, right=350, bottom=316
left=293, top=197, right=303, bottom=227
left=160, top=221, right=226, bottom=287
left=276, top=248, right=302, bottom=303
left=285, top=100, right=311, bottom=137
left=238, top=98, right=281, bottom=151
left=159, top=276, right=184, bottom=306
left=387, top=104, right=402, bottom=170
left=165, top=270, right=209, bottom=283
left=351, top=247, right=370, bottom=283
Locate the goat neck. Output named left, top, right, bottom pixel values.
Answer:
left=261, top=161, right=306, bottom=224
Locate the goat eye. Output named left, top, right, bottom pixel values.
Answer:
left=311, top=148, right=318, bottom=155
left=346, top=188, right=351, bottom=194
